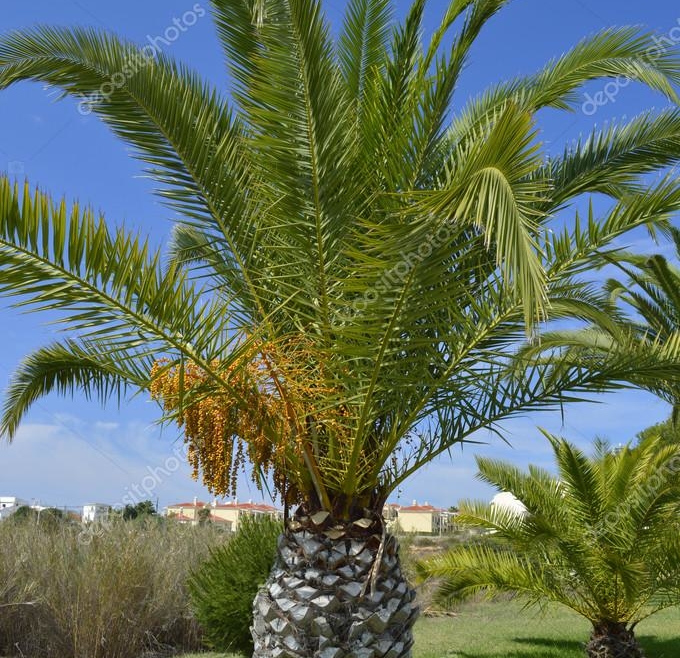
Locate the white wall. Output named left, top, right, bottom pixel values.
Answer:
left=82, top=504, right=111, bottom=523
left=0, top=496, right=29, bottom=521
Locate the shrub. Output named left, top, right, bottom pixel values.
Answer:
left=8, top=505, right=71, bottom=530
left=188, top=514, right=282, bottom=655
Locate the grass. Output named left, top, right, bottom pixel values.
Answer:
left=413, top=599, right=680, bottom=657
left=179, top=598, right=680, bottom=658
left=0, top=518, right=227, bottom=658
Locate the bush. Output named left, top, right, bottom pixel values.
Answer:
left=0, top=518, right=225, bottom=658
left=188, top=514, right=282, bottom=655
left=8, top=505, right=71, bottom=530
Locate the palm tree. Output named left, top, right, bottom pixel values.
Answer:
left=605, top=228, right=680, bottom=421
left=2, top=1, right=680, bottom=655
left=522, top=226, right=680, bottom=429
left=416, top=433, right=680, bottom=658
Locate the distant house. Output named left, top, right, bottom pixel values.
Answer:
left=207, top=515, right=233, bottom=531
left=382, top=502, right=401, bottom=529
left=165, top=497, right=208, bottom=525
left=490, top=491, right=527, bottom=517
left=0, top=496, right=29, bottom=521
left=165, top=497, right=282, bottom=530
left=211, top=499, right=282, bottom=531
left=82, top=503, right=112, bottom=524
left=396, top=500, right=454, bottom=534
left=165, top=498, right=209, bottom=525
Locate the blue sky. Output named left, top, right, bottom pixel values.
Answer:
left=0, top=0, right=677, bottom=512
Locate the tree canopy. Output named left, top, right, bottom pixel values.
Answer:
left=1, top=0, right=680, bottom=518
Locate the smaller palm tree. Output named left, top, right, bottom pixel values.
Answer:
left=605, top=228, right=680, bottom=421
left=521, top=229, right=680, bottom=425
left=416, top=432, right=680, bottom=658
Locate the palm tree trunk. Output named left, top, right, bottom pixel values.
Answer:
left=585, top=621, right=645, bottom=658
left=251, top=518, right=418, bottom=658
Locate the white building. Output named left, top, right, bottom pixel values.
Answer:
left=491, top=491, right=528, bottom=517
left=395, top=501, right=456, bottom=534
left=0, top=496, right=29, bottom=521
left=82, top=503, right=112, bottom=524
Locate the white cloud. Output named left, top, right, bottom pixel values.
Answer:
left=94, top=421, right=120, bottom=431
left=0, top=418, right=243, bottom=512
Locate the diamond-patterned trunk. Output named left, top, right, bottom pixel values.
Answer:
left=585, top=622, right=645, bottom=658
left=251, top=523, right=418, bottom=658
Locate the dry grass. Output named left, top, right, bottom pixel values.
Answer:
left=0, top=517, right=227, bottom=658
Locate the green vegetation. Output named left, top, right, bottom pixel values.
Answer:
left=413, top=600, right=680, bottom=658
left=188, top=515, right=282, bottom=654
left=197, top=506, right=213, bottom=525
left=121, top=499, right=157, bottom=520
left=417, top=432, right=680, bottom=657
left=638, top=417, right=680, bottom=446
left=8, top=505, right=71, bottom=529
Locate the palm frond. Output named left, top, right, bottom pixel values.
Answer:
left=0, top=26, right=268, bottom=322
left=416, top=543, right=579, bottom=613
left=541, top=109, right=680, bottom=208
left=531, top=27, right=680, bottom=109
left=441, top=27, right=680, bottom=161
left=0, top=177, right=241, bottom=429
left=1, top=339, right=147, bottom=439
left=418, top=434, right=680, bottom=624
left=416, top=102, right=548, bottom=327
left=338, top=0, right=392, bottom=104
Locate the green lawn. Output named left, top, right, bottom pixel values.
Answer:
left=413, top=599, right=680, bottom=657
left=181, top=599, right=680, bottom=658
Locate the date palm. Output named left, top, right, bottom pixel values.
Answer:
left=2, top=1, right=680, bottom=655
left=523, top=226, right=680, bottom=428
left=606, top=228, right=680, bottom=421
left=416, top=432, right=680, bottom=658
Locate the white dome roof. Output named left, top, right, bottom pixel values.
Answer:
left=491, top=491, right=527, bottom=517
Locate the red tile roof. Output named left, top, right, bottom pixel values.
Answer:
left=213, top=502, right=279, bottom=512
left=398, top=504, right=443, bottom=512
left=167, top=501, right=208, bottom=508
